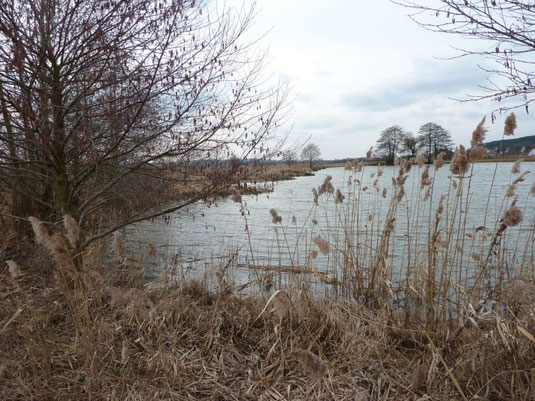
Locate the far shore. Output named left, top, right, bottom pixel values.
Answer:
left=322, top=154, right=535, bottom=167
left=164, top=155, right=535, bottom=202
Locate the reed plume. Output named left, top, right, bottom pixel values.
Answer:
left=230, top=188, right=242, bottom=203
left=420, top=165, right=430, bottom=189
left=507, top=172, right=528, bottom=197
left=471, top=116, right=487, bottom=146
left=318, top=175, right=334, bottom=195
left=511, top=159, right=523, bottom=174
left=6, top=260, right=22, bottom=280
left=270, top=209, right=282, bottom=224
left=312, top=188, right=319, bottom=204
left=434, top=151, right=446, bottom=170
left=63, top=215, right=81, bottom=247
left=503, top=204, right=523, bottom=226
left=292, top=349, right=326, bottom=381
left=29, top=216, right=75, bottom=273
left=335, top=188, right=345, bottom=204
left=469, top=145, right=486, bottom=160
left=270, top=290, right=292, bottom=319
left=509, top=277, right=530, bottom=305
left=506, top=183, right=516, bottom=197
left=256, top=290, right=292, bottom=321
left=112, top=231, right=126, bottom=262
left=396, top=185, right=405, bottom=202
left=504, top=112, right=517, bottom=136
left=29, top=216, right=49, bottom=246
left=416, top=153, right=424, bottom=167
left=313, top=236, right=330, bottom=255
left=450, top=145, right=470, bottom=175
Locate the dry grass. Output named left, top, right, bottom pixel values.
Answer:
left=2, top=237, right=535, bottom=400
left=165, top=163, right=323, bottom=201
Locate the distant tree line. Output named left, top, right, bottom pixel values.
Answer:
left=375, top=123, right=453, bottom=165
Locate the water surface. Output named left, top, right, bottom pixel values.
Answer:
left=125, top=162, right=535, bottom=290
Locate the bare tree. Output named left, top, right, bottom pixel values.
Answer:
left=376, top=126, right=406, bottom=165
left=393, top=0, right=535, bottom=116
left=281, top=149, right=298, bottom=166
left=417, top=122, right=454, bottom=163
left=0, top=0, right=288, bottom=245
left=401, top=132, right=419, bottom=157
left=301, top=143, right=321, bottom=168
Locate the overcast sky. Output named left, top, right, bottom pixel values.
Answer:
left=230, top=0, right=533, bottom=159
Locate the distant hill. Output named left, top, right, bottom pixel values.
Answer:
left=484, top=135, right=535, bottom=155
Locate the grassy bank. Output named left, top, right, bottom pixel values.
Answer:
left=166, top=163, right=326, bottom=200
left=3, top=246, right=534, bottom=400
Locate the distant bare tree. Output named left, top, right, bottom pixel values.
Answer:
left=301, top=143, right=321, bottom=168
left=393, top=0, right=535, bottom=116
left=417, top=122, right=454, bottom=163
left=402, top=132, right=419, bottom=158
left=281, top=149, right=298, bottom=166
left=376, top=126, right=406, bottom=165
left=0, top=0, right=288, bottom=245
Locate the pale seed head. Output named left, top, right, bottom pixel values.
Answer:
left=503, top=205, right=523, bottom=226
left=504, top=112, right=517, bottom=136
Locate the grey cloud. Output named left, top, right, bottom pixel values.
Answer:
left=297, top=115, right=338, bottom=130
left=341, top=60, right=486, bottom=112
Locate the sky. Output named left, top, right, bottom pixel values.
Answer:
left=228, top=0, right=533, bottom=159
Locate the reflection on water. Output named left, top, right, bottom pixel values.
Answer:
left=125, top=162, right=535, bottom=291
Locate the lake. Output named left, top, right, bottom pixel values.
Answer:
left=124, top=161, right=535, bottom=295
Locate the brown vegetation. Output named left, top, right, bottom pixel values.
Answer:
left=3, top=241, right=535, bottom=400
left=166, top=163, right=323, bottom=200
left=2, top=114, right=535, bottom=400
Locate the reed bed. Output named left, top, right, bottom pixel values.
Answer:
left=4, top=242, right=535, bottom=400
left=2, top=114, right=535, bottom=399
